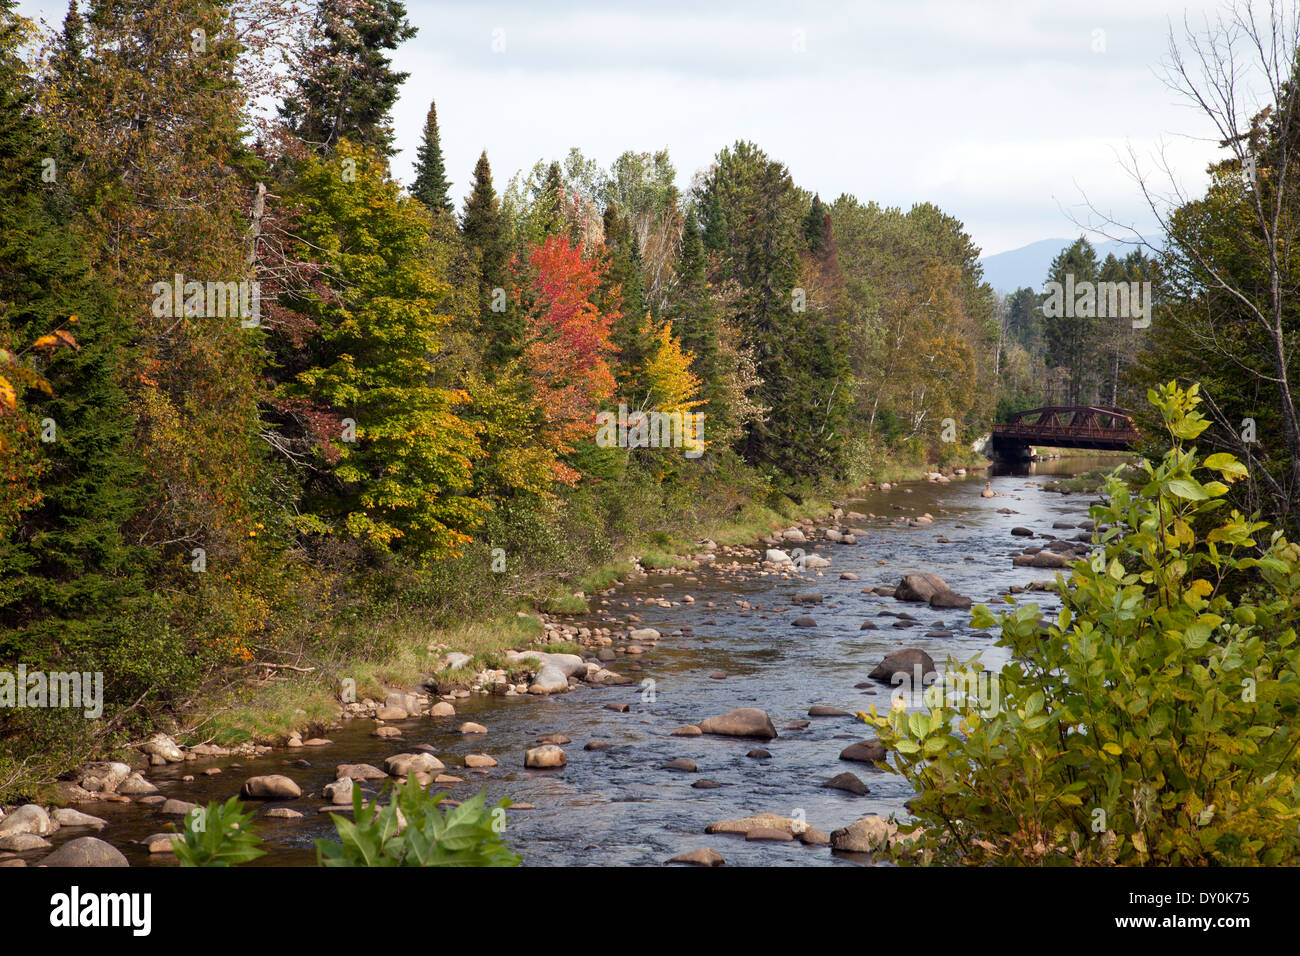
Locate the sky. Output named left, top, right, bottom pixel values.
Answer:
left=20, top=0, right=1255, bottom=256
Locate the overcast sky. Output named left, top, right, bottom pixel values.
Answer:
left=23, top=0, right=1248, bottom=255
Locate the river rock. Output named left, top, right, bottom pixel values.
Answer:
left=793, top=592, right=824, bottom=604
left=808, top=705, right=851, bottom=717
left=868, top=648, right=936, bottom=683
left=930, top=589, right=973, bottom=609
left=428, top=701, right=456, bottom=717
left=143, top=832, right=177, bottom=853
left=384, top=753, right=444, bottom=776
left=525, top=745, right=567, bottom=769
left=746, top=827, right=794, bottom=842
left=41, top=836, right=129, bottom=867
left=627, top=628, right=661, bottom=642
left=764, top=549, right=793, bottom=564
left=803, top=554, right=832, bottom=569
left=528, top=665, right=570, bottom=695
left=894, top=573, right=950, bottom=602
left=830, top=815, right=897, bottom=853
left=746, top=749, right=771, bottom=759
left=698, top=708, right=777, bottom=740
left=667, top=848, right=725, bottom=866
left=116, top=773, right=158, bottom=795
left=77, top=760, right=132, bottom=793
left=0, top=832, right=51, bottom=852
left=336, top=763, right=387, bottom=781
left=672, top=725, right=702, bottom=736
left=458, top=722, right=488, bottom=734
left=376, top=705, right=408, bottom=720
left=141, top=733, right=186, bottom=764
left=241, top=775, right=302, bottom=800
left=1031, top=550, right=1069, bottom=568
left=839, top=738, right=887, bottom=763
left=264, top=808, right=304, bottom=819
left=783, top=528, right=807, bottom=544
left=663, top=758, right=698, bottom=772
left=792, top=615, right=817, bottom=627
left=51, top=809, right=106, bottom=830
left=823, top=772, right=871, bottom=795
left=0, top=805, right=53, bottom=837
left=322, top=777, right=354, bottom=805
left=464, top=754, right=498, bottom=768
left=706, top=813, right=811, bottom=837
left=1011, top=526, right=1034, bottom=537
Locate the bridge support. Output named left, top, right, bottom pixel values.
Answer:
left=990, top=436, right=1033, bottom=462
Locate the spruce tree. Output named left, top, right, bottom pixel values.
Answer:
left=411, top=98, right=453, bottom=214
left=279, top=0, right=417, bottom=156
left=461, top=150, right=515, bottom=366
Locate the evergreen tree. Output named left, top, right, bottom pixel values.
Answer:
left=279, top=0, right=417, bottom=156
left=803, top=193, right=828, bottom=253
left=0, top=0, right=150, bottom=755
left=665, top=209, right=723, bottom=418
left=411, top=98, right=453, bottom=214
left=461, top=150, right=515, bottom=366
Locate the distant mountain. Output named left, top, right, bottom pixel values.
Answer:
left=979, top=237, right=1141, bottom=295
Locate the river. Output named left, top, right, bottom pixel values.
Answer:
left=56, top=454, right=1124, bottom=867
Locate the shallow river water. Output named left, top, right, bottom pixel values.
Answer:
left=59, top=456, right=1122, bottom=867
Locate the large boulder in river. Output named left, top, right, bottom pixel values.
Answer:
left=895, top=573, right=949, bottom=602
left=384, top=753, right=444, bottom=777
left=764, top=549, right=792, bottom=564
left=525, top=745, right=567, bottom=769
left=0, top=804, right=53, bottom=837
left=830, top=815, right=897, bottom=853
left=1030, top=550, right=1070, bottom=568
left=240, top=775, right=302, bottom=800
left=868, top=649, right=937, bottom=683
left=41, top=836, right=129, bottom=867
left=336, top=763, right=388, bottom=781
left=930, top=589, right=972, bottom=609
left=698, top=708, right=777, bottom=740
left=839, top=738, right=888, bottom=763
left=528, top=665, right=570, bottom=695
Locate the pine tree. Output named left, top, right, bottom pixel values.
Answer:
left=803, top=193, right=828, bottom=253
left=461, top=150, right=515, bottom=366
left=279, top=0, right=417, bottom=156
left=666, top=209, right=723, bottom=417
left=411, top=98, right=453, bottom=214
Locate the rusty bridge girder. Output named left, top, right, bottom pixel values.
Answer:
left=990, top=405, right=1138, bottom=460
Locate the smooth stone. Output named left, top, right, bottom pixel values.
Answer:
left=240, top=775, right=302, bottom=800
left=525, top=745, right=566, bottom=769
left=40, top=836, right=128, bottom=867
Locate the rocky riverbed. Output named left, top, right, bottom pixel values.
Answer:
left=0, top=456, right=1119, bottom=867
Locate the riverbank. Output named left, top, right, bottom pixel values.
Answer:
left=1, top=451, right=991, bottom=807
left=3, top=457, right=1122, bottom=867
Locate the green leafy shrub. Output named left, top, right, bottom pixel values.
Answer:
left=171, top=797, right=266, bottom=867
left=867, top=382, right=1300, bottom=865
left=317, top=777, right=521, bottom=867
